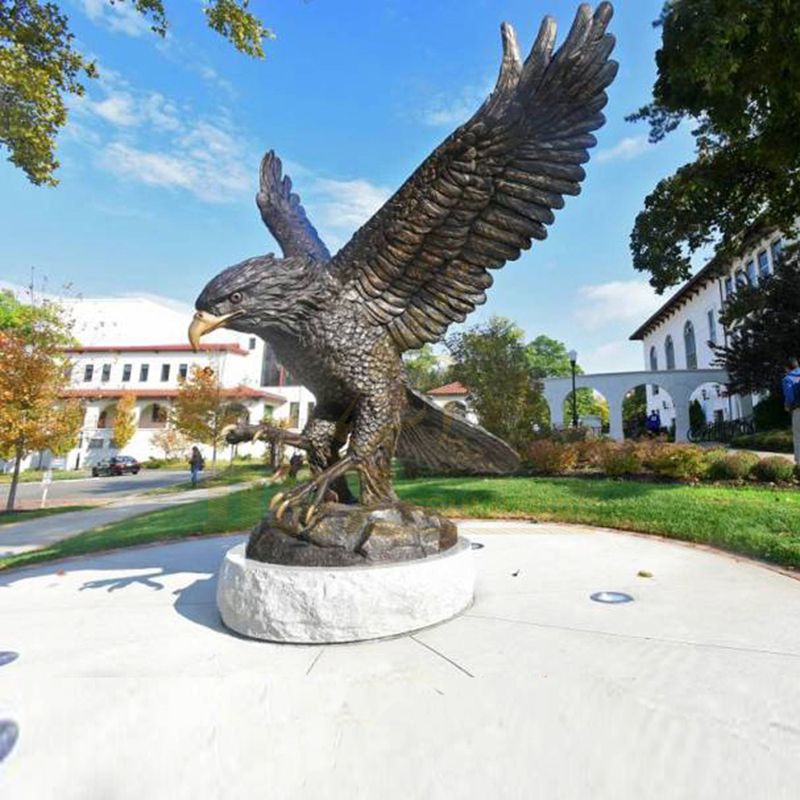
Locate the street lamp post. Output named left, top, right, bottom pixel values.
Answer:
left=568, top=349, right=578, bottom=429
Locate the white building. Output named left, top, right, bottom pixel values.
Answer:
left=15, top=295, right=317, bottom=471
left=629, top=227, right=787, bottom=428
left=425, top=382, right=478, bottom=424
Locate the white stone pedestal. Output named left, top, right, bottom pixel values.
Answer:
left=216, top=538, right=475, bottom=643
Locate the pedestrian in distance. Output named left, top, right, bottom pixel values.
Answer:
left=782, top=357, right=800, bottom=464
left=189, top=446, right=205, bottom=487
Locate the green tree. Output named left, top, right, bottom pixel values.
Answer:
left=1, top=0, right=273, bottom=185
left=111, top=392, right=137, bottom=450
left=403, top=344, right=446, bottom=392
left=525, top=335, right=574, bottom=379
left=629, top=0, right=800, bottom=292
left=689, top=399, right=705, bottom=431
left=622, top=385, right=647, bottom=432
left=446, top=317, right=546, bottom=450
left=715, top=248, right=800, bottom=396
left=171, top=365, right=239, bottom=465
left=0, top=290, right=82, bottom=511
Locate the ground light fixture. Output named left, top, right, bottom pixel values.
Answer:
left=0, top=652, right=19, bottom=667
left=0, top=720, right=18, bottom=763
left=590, top=591, right=634, bottom=604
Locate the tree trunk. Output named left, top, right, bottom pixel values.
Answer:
left=6, top=441, right=24, bottom=513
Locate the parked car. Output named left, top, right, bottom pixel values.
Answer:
left=92, top=456, right=141, bottom=477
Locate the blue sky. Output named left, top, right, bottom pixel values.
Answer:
left=0, top=0, right=696, bottom=372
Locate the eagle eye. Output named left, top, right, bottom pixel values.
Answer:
left=229, top=291, right=243, bottom=304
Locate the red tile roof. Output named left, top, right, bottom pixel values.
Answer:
left=63, top=343, right=250, bottom=356
left=62, top=387, right=286, bottom=404
left=427, top=381, right=469, bottom=396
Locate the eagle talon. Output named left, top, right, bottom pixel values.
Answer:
left=269, top=491, right=285, bottom=511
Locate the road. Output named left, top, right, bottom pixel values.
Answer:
left=0, top=470, right=192, bottom=508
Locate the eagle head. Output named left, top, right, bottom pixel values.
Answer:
left=188, top=253, right=326, bottom=349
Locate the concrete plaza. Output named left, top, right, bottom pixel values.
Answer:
left=1, top=522, right=798, bottom=799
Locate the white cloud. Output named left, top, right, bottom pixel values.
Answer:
left=596, top=135, right=651, bottom=164
left=97, top=120, right=251, bottom=203
left=573, top=280, right=662, bottom=331
left=310, top=178, right=392, bottom=230
left=79, top=0, right=152, bottom=37
left=418, top=81, right=491, bottom=127
left=89, top=92, right=139, bottom=126
left=68, top=63, right=250, bottom=203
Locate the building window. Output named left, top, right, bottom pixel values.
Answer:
left=139, top=403, right=167, bottom=428
left=746, top=259, right=757, bottom=286
left=87, top=437, right=104, bottom=449
left=771, top=238, right=784, bottom=266
left=83, top=364, right=94, bottom=382
left=707, top=309, right=717, bottom=345
left=757, top=250, right=770, bottom=278
left=260, top=343, right=282, bottom=386
left=649, top=347, right=659, bottom=394
left=665, top=336, right=675, bottom=370
left=122, top=364, right=132, bottom=382
left=289, top=402, right=300, bottom=428
left=684, top=321, right=697, bottom=369
left=735, top=269, right=747, bottom=289
left=139, top=364, right=149, bottom=382
left=101, top=364, right=111, bottom=382
left=307, top=401, right=316, bottom=419
left=178, top=363, right=188, bottom=380
left=248, top=337, right=257, bottom=350
left=161, top=364, right=171, bottom=382
left=724, top=276, right=733, bottom=298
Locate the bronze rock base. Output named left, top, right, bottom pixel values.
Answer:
left=246, top=502, right=458, bottom=567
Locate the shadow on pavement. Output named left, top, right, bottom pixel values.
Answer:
left=0, top=534, right=244, bottom=635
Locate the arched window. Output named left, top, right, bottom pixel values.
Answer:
left=649, top=347, right=658, bottom=371
left=139, top=403, right=167, bottom=429
left=665, top=336, right=675, bottom=370
left=684, top=321, right=697, bottom=369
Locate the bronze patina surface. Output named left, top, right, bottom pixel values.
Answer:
left=190, top=4, right=617, bottom=562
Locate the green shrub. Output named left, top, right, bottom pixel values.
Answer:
left=705, top=451, right=759, bottom=481
left=600, top=443, right=642, bottom=477
left=730, top=429, right=793, bottom=453
left=753, top=392, right=791, bottom=430
left=646, top=443, right=707, bottom=480
left=752, top=456, right=795, bottom=483
left=525, top=440, right=578, bottom=474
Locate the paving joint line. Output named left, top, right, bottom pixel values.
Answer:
left=464, top=612, right=800, bottom=659
left=410, top=634, right=475, bottom=678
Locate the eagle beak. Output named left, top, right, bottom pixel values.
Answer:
left=188, top=310, right=241, bottom=351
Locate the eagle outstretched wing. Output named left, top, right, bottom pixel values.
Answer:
left=257, top=151, right=331, bottom=261
left=328, top=3, right=617, bottom=351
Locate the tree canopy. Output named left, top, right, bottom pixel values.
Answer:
left=0, top=290, right=82, bottom=510
left=629, top=0, right=800, bottom=292
left=715, top=248, right=800, bottom=395
left=446, top=317, right=545, bottom=450
left=1, top=0, right=273, bottom=185
left=403, top=345, right=447, bottom=392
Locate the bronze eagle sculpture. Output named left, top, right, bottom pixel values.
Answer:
left=189, top=3, right=617, bottom=526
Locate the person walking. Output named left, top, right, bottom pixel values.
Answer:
left=189, top=446, right=205, bottom=488
left=782, top=357, right=800, bottom=464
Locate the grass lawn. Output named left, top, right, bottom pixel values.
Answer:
left=0, top=469, right=91, bottom=484
left=0, top=505, right=93, bottom=527
left=1, top=476, right=799, bottom=571
left=145, top=462, right=281, bottom=494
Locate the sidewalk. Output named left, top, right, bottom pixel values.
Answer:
left=0, top=481, right=257, bottom=558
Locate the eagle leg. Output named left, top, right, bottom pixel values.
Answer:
left=269, top=455, right=357, bottom=526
